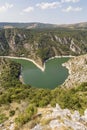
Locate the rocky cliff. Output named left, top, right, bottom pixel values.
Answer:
left=0, top=28, right=87, bottom=65
left=63, top=54, right=87, bottom=88
left=30, top=104, right=87, bottom=130
left=1, top=104, right=87, bottom=130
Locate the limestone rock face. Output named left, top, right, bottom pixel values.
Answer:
left=62, top=54, right=87, bottom=88
left=30, top=104, right=87, bottom=130
left=1, top=104, right=87, bottom=130
left=84, top=109, right=87, bottom=121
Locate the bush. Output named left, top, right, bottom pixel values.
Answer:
left=15, top=104, right=37, bottom=126
left=15, top=114, right=30, bottom=126
left=9, top=110, right=15, bottom=116
left=0, top=114, right=8, bottom=124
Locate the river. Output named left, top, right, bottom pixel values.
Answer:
left=12, top=57, right=69, bottom=89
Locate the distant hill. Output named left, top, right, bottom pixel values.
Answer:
left=58, top=22, right=87, bottom=29
left=0, top=22, right=87, bottom=29
left=0, top=22, right=57, bottom=29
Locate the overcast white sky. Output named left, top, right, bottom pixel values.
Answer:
left=0, top=0, right=86, bottom=24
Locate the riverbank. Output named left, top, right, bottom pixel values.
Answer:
left=45, top=55, right=75, bottom=62
left=0, top=55, right=74, bottom=72
left=0, top=56, right=45, bottom=71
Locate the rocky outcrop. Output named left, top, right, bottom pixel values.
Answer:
left=62, top=54, right=87, bottom=88
left=31, top=104, right=87, bottom=130
left=1, top=104, right=87, bottom=130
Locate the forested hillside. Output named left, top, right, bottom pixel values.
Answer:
left=0, top=28, right=87, bottom=65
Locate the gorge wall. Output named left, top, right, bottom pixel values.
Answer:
left=0, top=28, right=87, bottom=66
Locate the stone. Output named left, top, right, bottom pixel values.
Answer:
left=49, top=120, right=63, bottom=129
left=63, top=109, right=71, bottom=117
left=71, top=111, right=80, bottom=121
left=81, top=109, right=87, bottom=122
left=31, top=124, right=42, bottom=130
left=84, top=109, right=87, bottom=121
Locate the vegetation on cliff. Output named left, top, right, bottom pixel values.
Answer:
left=0, top=57, right=87, bottom=127
left=0, top=28, right=87, bottom=64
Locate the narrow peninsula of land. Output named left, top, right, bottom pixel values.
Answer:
left=0, top=55, right=74, bottom=72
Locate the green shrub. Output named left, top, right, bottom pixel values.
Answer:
left=0, top=114, right=8, bottom=124
left=15, top=104, right=37, bottom=126
left=9, top=110, right=15, bottom=116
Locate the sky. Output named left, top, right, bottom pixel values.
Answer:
left=0, top=0, right=86, bottom=24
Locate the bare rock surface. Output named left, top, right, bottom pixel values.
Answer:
left=0, top=104, right=87, bottom=130
left=31, top=104, right=87, bottom=130
left=62, top=54, right=87, bottom=88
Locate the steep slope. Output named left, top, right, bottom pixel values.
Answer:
left=0, top=55, right=87, bottom=130
left=0, top=58, right=21, bottom=89
left=27, top=104, right=87, bottom=130
left=0, top=28, right=87, bottom=66
left=63, top=54, right=87, bottom=88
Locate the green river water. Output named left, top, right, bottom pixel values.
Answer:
left=13, top=58, right=69, bottom=89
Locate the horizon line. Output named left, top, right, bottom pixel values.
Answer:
left=0, top=21, right=87, bottom=25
